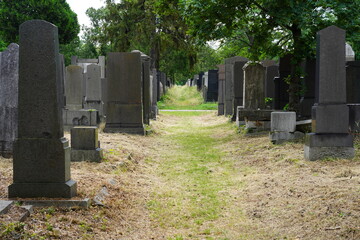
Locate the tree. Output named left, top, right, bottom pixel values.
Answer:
left=0, top=0, right=80, bottom=45
left=182, top=0, right=360, bottom=111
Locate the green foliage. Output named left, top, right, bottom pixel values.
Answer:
left=158, top=85, right=204, bottom=108
left=0, top=0, right=80, bottom=45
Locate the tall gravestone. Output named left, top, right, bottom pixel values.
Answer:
left=346, top=61, right=360, bottom=103
left=265, top=64, right=279, bottom=109
left=224, top=56, right=247, bottom=116
left=151, top=69, right=158, bottom=119
left=84, top=64, right=103, bottom=116
left=9, top=20, right=77, bottom=198
left=304, top=26, right=354, bottom=161
left=274, top=55, right=292, bottom=110
left=243, top=62, right=266, bottom=109
left=65, top=65, right=84, bottom=110
left=232, top=60, right=248, bottom=121
left=217, top=64, right=225, bottom=115
left=0, top=44, right=19, bottom=158
left=206, top=70, right=218, bottom=102
left=104, top=52, right=144, bottom=134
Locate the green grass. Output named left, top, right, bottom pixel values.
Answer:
left=158, top=85, right=218, bottom=110
left=148, top=111, right=243, bottom=238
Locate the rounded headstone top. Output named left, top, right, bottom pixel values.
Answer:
left=20, top=19, right=57, bottom=31
left=243, top=61, right=264, bottom=70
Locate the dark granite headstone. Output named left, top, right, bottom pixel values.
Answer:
left=346, top=61, right=360, bottom=103
left=304, top=26, right=354, bottom=160
left=299, top=58, right=316, bottom=118
left=104, top=52, right=144, bottom=134
left=151, top=69, right=158, bottom=119
left=265, top=65, right=279, bottom=109
left=274, top=54, right=292, bottom=110
left=206, top=70, right=218, bottom=102
left=0, top=43, right=19, bottom=158
left=224, top=56, right=248, bottom=116
left=232, top=60, right=248, bottom=121
left=217, top=64, right=225, bottom=115
left=8, top=20, right=77, bottom=198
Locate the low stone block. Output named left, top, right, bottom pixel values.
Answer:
left=304, top=145, right=355, bottom=161
left=271, top=111, right=296, bottom=132
left=0, top=200, right=13, bottom=214
left=71, top=149, right=103, bottom=162
left=270, top=131, right=304, bottom=144
left=71, top=126, right=98, bottom=150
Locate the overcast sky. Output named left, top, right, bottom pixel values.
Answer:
left=67, top=0, right=105, bottom=31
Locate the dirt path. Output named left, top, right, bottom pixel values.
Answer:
left=1, top=111, right=360, bottom=239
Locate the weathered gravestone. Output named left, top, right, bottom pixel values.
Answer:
left=64, top=65, right=84, bottom=111
left=71, top=126, right=103, bottom=162
left=224, top=56, right=248, bottom=117
left=304, top=26, right=354, bottom=161
left=205, top=70, right=219, bottom=102
left=151, top=69, right=158, bottom=119
left=232, top=60, right=248, bottom=121
left=270, top=112, right=304, bottom=144
left=217, top=64, right=225, bottom=115
left=104, top=52, right=144, bottom=135
left=83, top=64, right=104, bottom=116
left=236, top=62, right=272, bottom=130
left=346, top=43, right=355, bottom=62
left=8, top=20, right=77, bottom=198
left=0, top=43, right=19, bottom=158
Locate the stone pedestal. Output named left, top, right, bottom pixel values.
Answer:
left=304, top=26, right=354, bottom=161
left=9, top=20, right=77, bottom=198
left=270, top=112, right=304, bottom=144
left=71, top=127, right=103, bottom=162
left=104, top=52, right=144, bottom=135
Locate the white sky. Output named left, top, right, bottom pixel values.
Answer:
left=67, top=0, right=105, bottom=31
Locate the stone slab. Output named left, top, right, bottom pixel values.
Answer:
left=312, top=104, right=349, bottom=133
left=305, top=133, right=353, bottom=147
left=271, top=111, right=296, bottom=132
left=71, top=149, right=103, bottom=162
left=19, top=198, right=90, bottom=208
left=0, top=200, right=13, bottom=214
left=71, top=126, right=99, bottom=150
left=270, top=131, right=304, bottom=144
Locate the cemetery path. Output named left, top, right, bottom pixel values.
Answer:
left=1, top=111, right=360, bottom=239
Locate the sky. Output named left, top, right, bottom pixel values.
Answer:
left=67, top=0, right=105, bottom=32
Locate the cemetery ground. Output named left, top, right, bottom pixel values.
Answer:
left=0, top=110, right=360, bottom=239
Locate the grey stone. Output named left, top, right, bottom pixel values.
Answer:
left=243, top=62, right=266, bottom=109
left=271, top=112, right=296, bottom=132
left=217, top=64, right=225, bottom=115
left=19, top=198, right=91, bottom=208
left=63, top=109, right=98, bottom=128
left=101, top=78, right=108, bottom=116
left=224, top=56, right=248, bottom=116
left=348, top=104, right=360, bottom=133
left=346, top=43, right=355, bottom=62
left=83, top=64, right=103, bottom=116
left=0, top=200, right=13, bottom=214
left=270, top=131, right=304, bottom=144
left=71, top=126, right=99, bottom=150
left=151, top=69, right=158, bottom=119
left=8, top=20, right=77, bottom=198
left=71, top=149, right=103, bottom=162
left=104, top=52, right=145, bottom=134
left=304, top=26, right=354, bottom=161
left=265, top=65, right=279, bottom=109
left=0, top=43, right=19, bottom=158
left=65, top=65, right=84, bottom=110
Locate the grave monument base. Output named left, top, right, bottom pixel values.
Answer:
left=8, top=180, right=77, bottom=198
left=71, top=149, right=103, bottom=162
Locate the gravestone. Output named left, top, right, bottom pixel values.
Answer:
left=64, top=65, right=84, bottom=110
left=83, top=64, right=103, bottom=116
left=151, top=69, right=158, bottom=119
left=101, top=77, right=108, bottom=116
left=8, top=20, right=77, bottom=198
left=0, top=43, right=19, bottom=158
left=270, top=112, right=304, bottom=144
left=104, top=52, right=144, bottom=134
left=346, top=43, right=355, bottom=62
left=299, top=58, right=316, bottom=118
left=132, top=50, right=151, bottom=125
left=304, top=26, right=354, bottom=161
left=232, top=60, right=248, bottom=121
left=206, top=70, right=218, bottom=102
left=197, top=72, right=204, bottom=91
left=274, top=54, right=292, bottom=110
left=71, top=126, right=103, bottom=162
left=160, top=72, right=167, bottom=96
left=156, top=71, right=161, bottom=101
left=217, top=64, right=225, bottom=115
left=202, top=72, right=208, bottom=100
left=224, top=56, right=248, bottom=116
left=265, top=64, right=279, bottom=109
left=346, top=61, right=360, bottom=103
